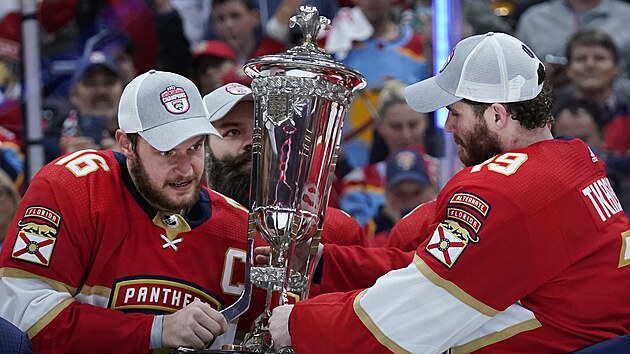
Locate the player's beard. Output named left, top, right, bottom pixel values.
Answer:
left=206, top=150, right=251, bottom=207
left=454, top=117, right=502, bottom=167
left=130, top=152, right=202, bottom=214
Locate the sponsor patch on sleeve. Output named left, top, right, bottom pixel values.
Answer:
left=11, top=206, right=62, bottom=267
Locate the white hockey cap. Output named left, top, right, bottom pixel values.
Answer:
left=203, top=82, right=253, bottom=123
left=118, top=70, right=220, bottom=151
left=404, top=32, right=545, bottom=113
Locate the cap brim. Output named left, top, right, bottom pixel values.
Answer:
left=404, top=77, right=461, bottom=113
left=204, top=93, right=253, bottom=122
left=387, top=173, right=430, bottom=189
left=139, top=116, right=221, bottom=151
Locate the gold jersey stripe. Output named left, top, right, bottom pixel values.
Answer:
left=412, top=255, right=499, bottom=317
left=27, top=297, right=74, bottom=338
left=450, top=318, right=541, bottom=353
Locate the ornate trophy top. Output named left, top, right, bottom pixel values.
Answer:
left=243, top=6, right=366, bottom=95
left=289, top=6, right=330, bottom=51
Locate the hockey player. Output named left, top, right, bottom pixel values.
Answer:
left=0, top=70, right=264, bottom=352
left=267, top=33, right=630, bottom=353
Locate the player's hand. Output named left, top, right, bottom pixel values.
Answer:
left=162, top=299, right=228, bottom=349
left=269, top=305, right=294, bottom=350
left=254, top=246, right=271, bottom=266
left=255, top=240, right=319, bottom=271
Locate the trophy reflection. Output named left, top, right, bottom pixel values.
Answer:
left=219, top=5, right=365, bottom=353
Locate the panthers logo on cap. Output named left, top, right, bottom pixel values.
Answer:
left=161, top=85, right=190, bottom=114
left=395, top=151, right=418, bottom=171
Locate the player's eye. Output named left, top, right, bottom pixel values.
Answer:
left=224, top=129, right=241, bottom=137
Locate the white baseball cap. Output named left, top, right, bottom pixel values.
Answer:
left=118, top=70, right=220, bottom=151
left=404, top=32, right=545, bottom=113
left=203, top=82, right=253, bottom=123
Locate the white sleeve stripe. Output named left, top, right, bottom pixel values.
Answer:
left=354, top=255, right=541, bottom=353
left=356, top=258, right=494, bottom=353
left=353, top=289, right=413, bottom=354
left=0, top=276, right=74, bottom=334
left=412, top=255, right=499, bottom=317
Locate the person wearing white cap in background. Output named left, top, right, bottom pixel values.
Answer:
left=202, top=83, right=368, bottom=252
left=0, top=70, right=279, bottom=352
left=265, top=32, right=630, bottom=353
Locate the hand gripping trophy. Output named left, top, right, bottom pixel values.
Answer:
left=192, top=6, right=365, bottom=353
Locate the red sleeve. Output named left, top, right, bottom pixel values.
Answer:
left=385, top=200, right=436, bottom=251
left=290, top=290, right=390, bottom=354
left=321, top=207, right=368, bottom=247
left=319, top=244, right=413, bottom=293
left=32, top=305, right=153, bottom=353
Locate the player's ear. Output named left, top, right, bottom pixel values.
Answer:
left=116, top=130, right=133, bottom=158
left=489, top=103, right=509, bottom=129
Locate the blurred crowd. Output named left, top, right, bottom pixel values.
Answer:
left=1, top=0, right=630, bottom=248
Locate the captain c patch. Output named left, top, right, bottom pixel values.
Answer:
left=11, top=206, right=61, bottom=267
left=426, top=220, right=478, bottom=268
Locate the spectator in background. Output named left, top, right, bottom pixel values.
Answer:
left=0, top=0, right=23, bottom=146
left=39, top=0, right=191, bottom=101
left=0, top=125, right=23, bottom=189
left=44, top=51, right=124, bottom=162
left=191, top=40, right=238, bottom=96
left=0, top=168, right=20, bottom=250
left=551, top=96, right=605, bottom=151
left=365, top=146, right=436, bottom=247
left=462, top=0, right=512, bottom=36
left=321, top=0, right=429, bottom=169
left=553, top=29, right=630, bottom=155
left=555, top=29, right=630, bottom=123
left=339, top=80, right=435, bottom=227
left=515, top=0, right=630, bottom=87
left=91, top=31, right=137, bottom=85
left=170, top=0, right=213, bottom=48
left=211, top=0, right=286, bottom=65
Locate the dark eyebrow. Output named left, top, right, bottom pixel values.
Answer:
left=214, top=121, right=242, bottom=129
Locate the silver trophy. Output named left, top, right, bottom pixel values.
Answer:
left=218, top=5, right=366, bottom=353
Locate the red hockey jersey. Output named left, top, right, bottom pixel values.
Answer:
left=0, top=149, right=364, bottom=353
left=290, top=138, right=630, bottom=353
